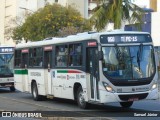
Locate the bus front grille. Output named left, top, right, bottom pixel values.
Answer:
left=118, top=93, right=148, bottom=101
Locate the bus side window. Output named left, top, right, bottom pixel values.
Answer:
left=69, top=44, right=82, bottom=66
left=44, top=51, right=52, bottom=68
left=15, top=50, right=21, bottom=68
left=22, top=53, right=28, bottom=68
left=29, top=48, right=43, bottom=67
left=56, top=45, right=68, bottom=67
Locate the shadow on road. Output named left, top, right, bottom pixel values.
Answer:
left=0, top=88, right=13, bottom=93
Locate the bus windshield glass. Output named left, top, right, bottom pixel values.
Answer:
left=0, top=54, right=14, bottom=76
left=102, top=45, right=155, bottom=79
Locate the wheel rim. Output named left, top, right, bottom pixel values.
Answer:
left=33, top=87, right=37, bottom=98
left=79, top=91, right=85, bottom=106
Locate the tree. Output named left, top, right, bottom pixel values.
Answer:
left=90, top=0, right=145, bottom=31
left=4, top=16, right=24, bottom=42
left=12, top=4, right=92, bottom=42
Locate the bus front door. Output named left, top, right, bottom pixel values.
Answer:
left=22, top=52, right=29, bottom=92
left=87, top=48, right=99, bottom=101
left=44, top=50, right=52, bottom=95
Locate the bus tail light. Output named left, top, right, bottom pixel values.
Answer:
left=102, top=82, right=115, bottom=93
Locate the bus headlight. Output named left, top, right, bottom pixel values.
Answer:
left=151, top=83, right=157, bottom=90
left=102, top=82, right=115, bottom=93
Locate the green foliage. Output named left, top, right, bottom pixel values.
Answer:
left=90, top=0, right=145, bottom=31
left=12, top=4, right=91, bottom=42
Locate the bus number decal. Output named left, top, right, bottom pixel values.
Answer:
left=44, top=46, right=52, bottom=51
left=22, top=49, right=29, bottom=53
left=107, top=37, right=115, bottom=42
left=88, top=42, right=97, bottom=46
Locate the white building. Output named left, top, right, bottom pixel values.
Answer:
left=0, top=0, right=57, bottom=45
left=0, top=0, right=92, bottom=45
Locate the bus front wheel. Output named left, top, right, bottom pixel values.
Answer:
left=120, top=101, right=133, bottom=108
left=32, top=82, right=42, bottom=101
left=77, top=87, right=89, bottom=109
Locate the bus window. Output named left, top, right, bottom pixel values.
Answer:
left=44, top=51, right=52, bottom=68
left=29, top=47, right=43, bottom=67
left=22, top=53, right=28, bottom=68
left=56, top=45, right=68, bottom=67
left=69, top=44, right=82, bottom=66
left=15, top=50, right=21, bottom=67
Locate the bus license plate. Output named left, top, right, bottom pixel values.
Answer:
left=128, top=98, right=139, bottom=101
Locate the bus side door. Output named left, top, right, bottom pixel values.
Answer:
left=21, top=52, right=29, bottom=92
left=44, top=48, right=52, bottom=95
left=86, top=47, right=100, bottom=101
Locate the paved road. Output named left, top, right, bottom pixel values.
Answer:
left=0, top=88, right=160, bottom=120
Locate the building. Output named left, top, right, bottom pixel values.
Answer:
left=0, top=0, right=58, bottom=45
left=125, top=0, right=160, bottom=46
left=0, top=0, right=94, bottom=45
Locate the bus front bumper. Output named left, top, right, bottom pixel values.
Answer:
left=99, top=88, right=158, bottom=103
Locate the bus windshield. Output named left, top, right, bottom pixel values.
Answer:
left=0, top=54, right=14, bottom=76
left=102, top=45, right=155, bottom=80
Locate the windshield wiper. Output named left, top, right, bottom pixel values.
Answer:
left=137, top=44, right=143, bottom=70
left=115, top=44, right=122, bottom=61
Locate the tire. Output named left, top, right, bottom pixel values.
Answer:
left=120, top=101, right=133, bottom=108
left=10, top=86, right=15, bottom=92
left=32, top=82, right=42, bottom=101
left=77, top=87, right=89, bottom=109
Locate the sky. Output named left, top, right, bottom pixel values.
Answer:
left=132, top=0, right=150, bottom=8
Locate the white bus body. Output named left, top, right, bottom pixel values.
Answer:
left=0, top=45, right=15, bottom=91
left=14, top=31, right=158, bottom=108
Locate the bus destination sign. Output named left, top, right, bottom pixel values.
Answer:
left=0, top=47, right=14, bottom=53
left=100, top=34, right=152, bottom=44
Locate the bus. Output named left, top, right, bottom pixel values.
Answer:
left=0, top=45, right=15, bottom=91
left=14, top=31, right=158, bottom=108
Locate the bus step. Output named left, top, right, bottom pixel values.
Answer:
left=47, top=95, right=54, bottom=99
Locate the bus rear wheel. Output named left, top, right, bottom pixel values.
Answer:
left=10, top=86, right=15, bottom=92
left=32, top=82, right=42, bottom=101
left=77, top=87, right=89, bottom=109
left=120, top=101, right=133, bottom=108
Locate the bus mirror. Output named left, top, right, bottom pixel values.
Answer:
left=98, top=51, right=103, bottom=60
left=25, top=64, right=27, bottom=69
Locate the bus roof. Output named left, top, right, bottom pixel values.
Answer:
left=15, top=31, right=150, bottom=49
left=0, top=45, right=15, bottom=47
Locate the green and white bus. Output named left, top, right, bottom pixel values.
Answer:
left=0, top=45, right=15, bottom=91
left=14, top=31, right=158, bottom=108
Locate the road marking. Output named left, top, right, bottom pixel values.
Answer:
left=0, top=96, right=99, bottom=117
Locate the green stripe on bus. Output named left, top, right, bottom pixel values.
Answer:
left=57, top=70, right=82, bottom=73
left=14, top=70, right=28, bottom=75
left=57, top=70, right=68, bottom=73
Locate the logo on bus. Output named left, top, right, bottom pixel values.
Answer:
left=67, top=75, right=75, bottom=80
